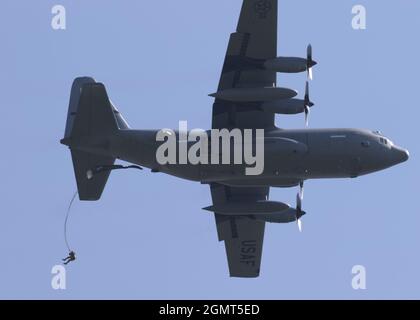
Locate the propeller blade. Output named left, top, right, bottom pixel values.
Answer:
left=296, top=182, right=304, bottom=232
left=305, top=81, right=309, bottom=100
left=307, top=44, right=314, bottom=80
left=297, top=218, right=303, bottom=232
left=305, top=106, right=310, bottom=127
left=304, top=82, right=312, bottom=127
left=308, top=67, right=313, bottom=81
left=296, top=193, right=302, bottom=211
left=304, top=81, right=315, bottom=107
left=299, top=181, right=304, bottom=200
left=307, top=44, right=312, bottom=61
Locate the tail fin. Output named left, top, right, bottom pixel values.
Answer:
left=62, top=77, right=123, bottom=201
left=64, top=77, right=95, bottom=139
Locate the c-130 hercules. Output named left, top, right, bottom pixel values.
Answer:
left=61, top=0, right=409, bottom=277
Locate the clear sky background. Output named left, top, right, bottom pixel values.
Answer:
left=0, top=0, right=418, bottom=299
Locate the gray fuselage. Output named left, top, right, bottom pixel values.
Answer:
left=98, top=128, right=409, bottom=188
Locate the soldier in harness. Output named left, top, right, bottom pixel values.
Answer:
left=62, top=251, right=76, bottom=265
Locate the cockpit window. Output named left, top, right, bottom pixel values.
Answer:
left=374, top=132, right=394, bottom=146
left=379, top=137, right=393, bottom=146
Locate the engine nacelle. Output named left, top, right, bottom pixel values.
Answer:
left=203, top=200, right=290, bottom=215
left=209, top=87, right=298, bottom=102
left=257, top=208, right=306, bottom=224
left=264, top=57, right=308, bottom=73
left=261, top=99, right=306, bottom=115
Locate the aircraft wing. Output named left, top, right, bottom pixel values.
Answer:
left=210, top=183, right=269, bottom=277
left=212, top=0, right=278, bottom=129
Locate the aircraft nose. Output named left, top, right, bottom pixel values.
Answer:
left=392, top=146, right=409, bottom=164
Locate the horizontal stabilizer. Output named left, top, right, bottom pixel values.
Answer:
left=71, top=150, right=115, bottom=201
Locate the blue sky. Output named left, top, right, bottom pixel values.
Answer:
left=0, top=0, right=418, bottom=299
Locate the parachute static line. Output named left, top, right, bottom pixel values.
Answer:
left=64, top=191, right=78, bottom=252
left=86, top=164, right=143, bottom=180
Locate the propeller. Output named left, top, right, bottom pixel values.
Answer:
left=303, top=81, right=314, bottom=127
left=296, top=181, right=304, bottom=232
left=306, top=44, right=317, bottom=80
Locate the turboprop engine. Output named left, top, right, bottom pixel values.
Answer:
left=264, top=44, right=317, bottom=80
left=203, top=200, right=306, bottom=224
left=209, top=86, right=297, bottom=102
left=261, top=82, right=314, bottom=126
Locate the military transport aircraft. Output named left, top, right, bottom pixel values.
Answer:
left=61, top=0, right=409, bottom=277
